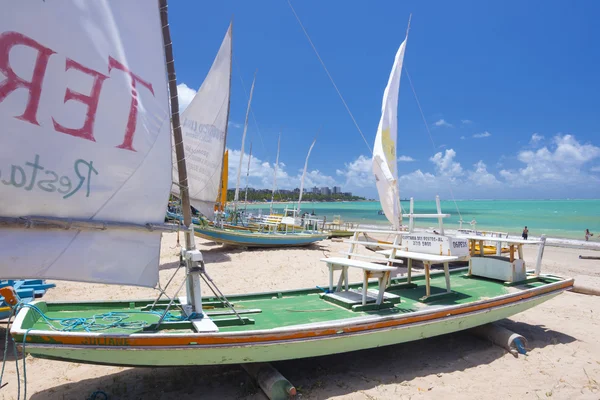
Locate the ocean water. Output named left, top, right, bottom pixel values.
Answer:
left=246, top=199, right=600, bottom=241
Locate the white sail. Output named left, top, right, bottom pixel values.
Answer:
left=0, top=1, right=171, bottom=286
left=172, top=25, right=232, bottom=219
left=298, top=137, right=317, bottom=210
left=372, top=35, right=408, bottom=231
left=234, top=72, right=256, bottom=203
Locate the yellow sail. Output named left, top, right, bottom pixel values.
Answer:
left=218, top=150, right=229, bottom=210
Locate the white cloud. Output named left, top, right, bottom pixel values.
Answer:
left=398, top=149, right=504, bottom=199
left=468, top=161, right=501, bottom=187
left=177, top=83, right=197, bottom=112
left=461, top=119, right=473, bottom=125
left=499, top=134, right=600, bottom=186
left=591, top=166, right=600, bottom=173
left=530, top=133, right=544, bottom=145
left=473, top=131, right=492, bottom=138
left=227, top=149, right=337, bottom=190
left=228, top=121, right=243, bottom=129
left=336, top=155, right=372, bottom=188
left=397, top=155, right=415, bottom=162
left=460, top=136, right=466, bottom=140
left=430, top=149, right=463, bottom=178
left=434, top=119, right=453, bottom=128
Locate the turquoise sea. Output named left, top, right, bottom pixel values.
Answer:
left=246, top=199, right=600, bottom=241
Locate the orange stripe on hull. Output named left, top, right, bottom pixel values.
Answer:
left=20, top=280, right=572, bottom=347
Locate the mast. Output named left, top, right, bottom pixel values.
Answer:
left=216, top=20, right=234, bottom=214
left=160, top=0, right=192, bottom=249
left=219, top=150, right=229, bottom=211
left=234, top=71, right=257, bottom=205
left=297, top=135, right=317, bottom=213
left=243, top=142, right=253, bottom=212
left=397, top=14, right=411, bottom=227
left=270, top=132, right=281, bottom=214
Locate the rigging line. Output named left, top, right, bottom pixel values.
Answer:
left=233, top=54, right=267, bottom=155
left=287, top=0, right=372, bottom=155
left=403, top=66, right=462, bottom=220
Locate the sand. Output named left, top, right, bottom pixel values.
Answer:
left=1, top=233, right=600, bottom=400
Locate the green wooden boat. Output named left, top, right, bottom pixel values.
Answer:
left=0, top=2, right=573, bottom=373
left=8, top=267, right=572, bottom=366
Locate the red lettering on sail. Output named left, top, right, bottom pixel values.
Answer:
left=0, top=31, right=55, bottom=126
left=108, top=56, right=154, bottom=152
left=52, top=58, right=109, bottom=142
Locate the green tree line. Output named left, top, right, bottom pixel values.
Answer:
left=225, top=189, right=365, bottom=202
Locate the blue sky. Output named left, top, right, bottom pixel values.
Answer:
left=169, top=0, right=600, bottom=200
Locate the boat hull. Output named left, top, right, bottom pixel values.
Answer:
left=193, top=226, right=327, bottom=247
left=13, top=288, right=566, bottom=367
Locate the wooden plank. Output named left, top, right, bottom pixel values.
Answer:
left=377, top=249, right=459, bottom=263
left=349, top=229, right=407, bottom=234
left=320, top=257, right=397, bottom=271
left=337, top=252, right=405, bottom=265
left=343, top=240, right=405, bottom=249
left=457, top=234, right=542, bottom=245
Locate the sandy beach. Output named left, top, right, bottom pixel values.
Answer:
left=1, top=233, right=599, bottom=400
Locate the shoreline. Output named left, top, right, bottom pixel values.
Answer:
left=230, top=200, right=600, bottom=243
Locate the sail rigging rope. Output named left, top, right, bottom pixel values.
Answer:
left=233, top=55, right=267, bottom=155
left=287, top=0, right=373, bottom=154
left=403, top=68, right=463, bottom=220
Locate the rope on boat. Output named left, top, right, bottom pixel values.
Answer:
left=0, top=308, right=22, bottom=400
left=316, top=286, right=332, bottom=294
left=12, top=302, right=199, bottom=334
left=0, top=298, right=203, bottom=399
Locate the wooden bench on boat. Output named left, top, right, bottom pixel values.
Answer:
left=320, top=257, right=400, bottom=306
left=258, top=215, right=283, bottom=232
left=320, top=230, right=405, bottom=307
left=376, top=249, right=460, bottom=300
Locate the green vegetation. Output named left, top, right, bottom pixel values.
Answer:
left=225, top=189, right=365, bottom=202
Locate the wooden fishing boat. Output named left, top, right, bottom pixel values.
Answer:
left=0, top=1, right=572, bottom=375
left=7, top=264, right=572, bottom=366
left=193, top=224, right=328, bottom=247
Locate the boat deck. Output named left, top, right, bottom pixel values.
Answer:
left=25, top=268, right=562, bottom=335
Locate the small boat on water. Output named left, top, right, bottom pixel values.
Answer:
left=323, top=214, right=359, bottom=238
left=0, top=2, right=572, bottom=373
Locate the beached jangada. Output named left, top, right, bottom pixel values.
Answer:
left=1, top=0, right=572, bottom=371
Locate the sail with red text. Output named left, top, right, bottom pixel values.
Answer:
left=0, top=1, right=171, bottom=287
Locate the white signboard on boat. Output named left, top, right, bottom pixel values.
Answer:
left=0, top=1, right=171, bottom=287
left=402, top=234, right=469, bottom=257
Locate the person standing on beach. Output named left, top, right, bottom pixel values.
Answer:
left=585, top=229, right=593, bottom=241
left=522, top=226, right=529, bottom=240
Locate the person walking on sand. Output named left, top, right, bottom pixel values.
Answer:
left=585, top=229, right=594, bottom=241
left=522, top=226, right=529, bottom=240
